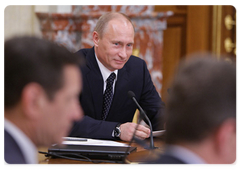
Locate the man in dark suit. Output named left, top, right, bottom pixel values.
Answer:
left=149, top=56, right=236, bottom=164
left=4, top=37, right=84, bottom=163
left=69, top=12, right=164, bottom=141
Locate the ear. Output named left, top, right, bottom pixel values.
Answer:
left=21, top=83, right=46, bottom=120
left=214, top=118, right=236, bottom=163
left=92, top=31, right=100, bottom=47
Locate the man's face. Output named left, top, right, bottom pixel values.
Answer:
left=38, top=65, right=83, bottom=146
left=94, top=19, right=134, bottom=71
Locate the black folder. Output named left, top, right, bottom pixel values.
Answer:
left=48, top=144, right=137, bottom=162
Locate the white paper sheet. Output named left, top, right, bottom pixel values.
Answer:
left=139, top=120, right=166, bottom=137
left=62, top=137, right=129, bottom=147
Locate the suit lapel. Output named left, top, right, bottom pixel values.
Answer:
left=107, top=65, right=130, bottom=120
left=85, top=48, right=104, bottom=120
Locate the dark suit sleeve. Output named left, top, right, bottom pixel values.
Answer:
left=69, top=116, right=119, bottom=140
left=5, top=130, right=26, bottom=164
left=139, top=60, right=165, bottom=130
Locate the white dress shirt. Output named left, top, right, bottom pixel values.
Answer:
left=95, top=54, right=118, bottom=93
left=4, top=119, right=38, bottom=164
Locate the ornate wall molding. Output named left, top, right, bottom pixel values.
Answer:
left=36, top=5, right=172, bottom=95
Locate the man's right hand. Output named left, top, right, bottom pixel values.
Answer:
left=119, top=122, right=150, bottom=141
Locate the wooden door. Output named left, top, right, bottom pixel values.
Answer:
left=155, top=5, right=236, bottom=102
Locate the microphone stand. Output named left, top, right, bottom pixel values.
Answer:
left=123, top=108, right=157, bottom=163
left=131, top=97, right=155, bottom=149
left=124, top=91, right=158, bottom=162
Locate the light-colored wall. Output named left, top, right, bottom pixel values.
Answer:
left=4, top=5, right=40, bottom=40
left=4, top=5, right=72, bottom=40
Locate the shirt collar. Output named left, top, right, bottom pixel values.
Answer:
left=95, top=53, right=118, bottom=83
left=165, top=144, right=206, bottom=164
left=4, top=118, right=38, bottom=164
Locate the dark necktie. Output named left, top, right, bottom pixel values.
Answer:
left=102, top=72, right=116, bottom=120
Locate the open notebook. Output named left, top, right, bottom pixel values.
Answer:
left=47, top=137, right=137, bottom=163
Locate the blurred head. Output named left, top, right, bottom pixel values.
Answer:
left=4, top=36, right=84, bottom=146
left=93, top=12, right=135, bottom=71
left=165, top=55, right=236, bottom=163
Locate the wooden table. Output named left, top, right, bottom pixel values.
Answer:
left=38, top=137, right=165, bottom=164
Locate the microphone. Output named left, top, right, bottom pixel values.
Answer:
left=128, top=91, right=155, bottom=149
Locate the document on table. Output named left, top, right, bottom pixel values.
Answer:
left=152, top=130, right=165, bottom=137
left=139, top=120, right=166, bottom=137
left=62, top=137, right=129, bottom=147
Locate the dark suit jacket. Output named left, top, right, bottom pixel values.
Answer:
left=4, top=130, right=26, bottom=164
left=69, top=47, right=164, bottom=139
left=147, top=153, right=186, bottom=164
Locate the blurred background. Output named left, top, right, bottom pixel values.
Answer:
left=4, top=5, right=236, bottom=102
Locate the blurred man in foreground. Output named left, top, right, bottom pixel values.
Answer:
left=150, top=56, right=236, bottom=164
left=4, top=36, right=84, bottom=164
